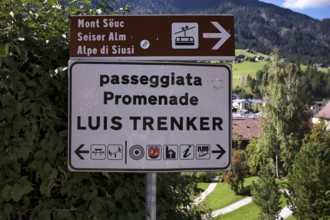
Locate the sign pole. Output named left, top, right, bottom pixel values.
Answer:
left=145, top=172, right=157, bottom=220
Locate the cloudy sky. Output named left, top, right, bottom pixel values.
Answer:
left=260, top=0, right=330, bottom=20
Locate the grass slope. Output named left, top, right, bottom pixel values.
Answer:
left=231, top=49, right=268, bottom=88
left=231, top=49, right=329, bottom=89
left=197, top=182, right=210, bottom=191
left=200, top=182, right=245, bottom=211
left=232, top=61, right=267, bottom=88
left=199, top=176, right=258, bottom=211
left=215, top=194, right=290, bottom=220
left=196, top=176, right=295, bottom=219
left=214, top=202, right=259, bottom=220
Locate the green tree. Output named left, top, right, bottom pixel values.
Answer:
left=246, top=136, right=268, bottom=176
left=252, top=161, right=281, bottom=220
left=0, top=1, right=206, bottom=219
left=287, top=123, right=330, bottom=220
left=247, top=52, right=310, bottom=177
left=300, top=65, right=330, bottom=100
left=222, top=149, right=248, bottom=194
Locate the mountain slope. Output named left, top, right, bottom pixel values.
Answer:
left=113, top=0, right=330, bottom=65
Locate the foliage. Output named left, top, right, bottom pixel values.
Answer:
left=245, top=67, right=268, bottom=99
left=265, top=53, right=311, bottom=173
left=194, top=172, right=219, bottom=183
left=247, top=52, right=311, bottom=177
left=234, top=52, right=330, bottom=101
left=246, top=137, right=266, bottom=176
left=157, top=173, right=211, bottom=220
left=0, top=1, right=206, bottom=219
left=300, top=65, right=330, bottom=100
left=287, top=123, right=330, bottom=220
left=222, top=149, right=248, bottom=194
left=252, top=161, right=281, bottom=220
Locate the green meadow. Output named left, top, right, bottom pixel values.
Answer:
left=229, top=49, right=328, bottom=89
left=196, top=176, right=296, bottom=220
left=230, top=49, right=269, bottom=88
left=199, top=176, right=258, bottom=211
left=232, top=61, right=267, bottom=88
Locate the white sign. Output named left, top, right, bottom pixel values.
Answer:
left=68, top=62, right=231, bottom=172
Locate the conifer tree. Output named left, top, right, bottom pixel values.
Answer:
left=252, top=161, right=281, bottom=220
left=287, top=123, right=330, bottom=219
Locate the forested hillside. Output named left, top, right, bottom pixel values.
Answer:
left=112, top=0, right=330, bottom=65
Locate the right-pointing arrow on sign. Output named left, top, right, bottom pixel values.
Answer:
left=203, top=21, right=231, bottom=50
left=212, top=144, right=226, bottom=159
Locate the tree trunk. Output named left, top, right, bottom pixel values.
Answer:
left=275, top=154, right=280, bottom=179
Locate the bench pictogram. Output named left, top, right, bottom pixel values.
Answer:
left=91, top=144, right=106, bottom=160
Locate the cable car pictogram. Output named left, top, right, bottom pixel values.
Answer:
left=174, top=26, right=196, bottom=46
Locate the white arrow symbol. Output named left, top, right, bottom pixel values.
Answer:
left=203, top=21, right=231, bottom=50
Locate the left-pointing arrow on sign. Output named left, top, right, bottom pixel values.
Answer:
left=203, top=21, right=231, bottom=50
left=212, top=144, right=226, bottom=159
left=75, top=144, right=89, bottom=160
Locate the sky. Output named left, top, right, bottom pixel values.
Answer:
left=260, top=0, right=330, bottom=20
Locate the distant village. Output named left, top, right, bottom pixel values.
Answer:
left=232, top=93, right=330, bottom=147
left=231, top=48, right=330, bottom=147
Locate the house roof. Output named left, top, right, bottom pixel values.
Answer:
left=315, top=100, right=330, bottom=120
left=233, top=117, right=261, bottom=140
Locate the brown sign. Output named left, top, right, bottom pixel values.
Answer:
left=70, top=15, right=234, bottom=60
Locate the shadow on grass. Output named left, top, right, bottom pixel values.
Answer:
left=237, top=186, right=252, bottom=196
left=195, top=186, right=206, bottom=195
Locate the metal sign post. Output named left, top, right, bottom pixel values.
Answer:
left=146, top=173, right=157, bottom=220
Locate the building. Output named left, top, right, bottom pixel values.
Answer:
left=232, top=99, right=251, bottom=110
left=232, top=99, right=264, bottom=110
left=310, top=101, right=323, bottom=114
left=232, top=117, right=261, bottom=148
left=232, top=93, right=240, bottom=100
left=312, top=100, right=330, bottom=131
